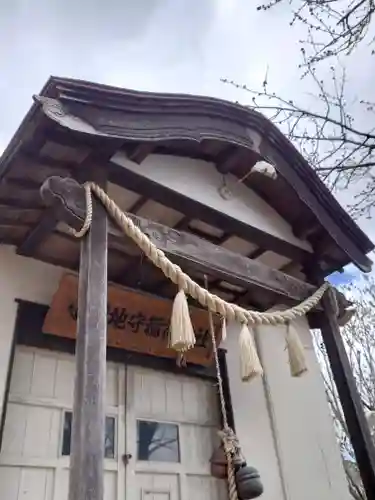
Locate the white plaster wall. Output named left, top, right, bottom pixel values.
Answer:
left=111, top=152, right=312, bottom=252
left=0, top=246, right=351, bottom=500
left=223, top=314, right=351, bottom=500
left=223, top=322, right=286, bottom=500
left=0, top=246, right=64, bottom=417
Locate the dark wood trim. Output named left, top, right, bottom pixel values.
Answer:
left=316, top=281, right=375, bottom=497
left=68, top=169, right=108, bottom=500
left=17, top=208, right=59, bottom=256
left=218, top=350, right=236, bottom=431
left=175, top=216, right=191, bottom=231
left=0, top=219, right=31, bottom=228
left=0, top=197, right=44, bottom=210
left=2, top=76, right=372, bottom=276
left=174, top=217, right=230, bottom=245
left=108, top=162, right=313, bottom=264
left=186, top=226, right=227, bottom=245
left=14, top=145, right=123, bottom=257
left=216, top=146, right=248, bottom=175
left=210, top=246, right=266, bottom=295
left=293, top=220, right=320, bottom=240
left=14, top=299, right=217, bottom=380
left=126, top=143, right=155, bottom=164
left=248, top=247, right=266, bottom=260
left=3, top=177, right=41, bottom=191
left=0, top=309, right=18, bottom=451
left=39, top=176, right=318, bottom=304
left=128, top=196, right=147, bottom=214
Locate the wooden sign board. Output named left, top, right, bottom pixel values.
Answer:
left=43, top=274, right=221, bottom=366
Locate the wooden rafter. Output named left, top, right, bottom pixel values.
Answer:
left=0, top=76, right=372, bottom=274
left=109, top=164, right=313, bottom=264
left=15, top=146, right=122, bottom=256
left=128, top=196, right=148, bottom=214
left=126, top=142, right=155, bottom=164
left=248, top=247, right=266, bottom=259
left=17, top=208, right=59, bottom=257
left=215, top=146, right=249, bottom=174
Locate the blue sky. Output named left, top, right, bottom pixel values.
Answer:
left=328, top=266, right=361, bottom=287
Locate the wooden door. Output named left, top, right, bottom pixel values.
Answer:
left=124, top=366, right=227, bottom=500
left=0, top=347, right=226, bottom=500
left=0, top=346, right=125, bottom=500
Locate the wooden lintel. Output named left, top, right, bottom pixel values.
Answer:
left=40, top=176, right=318, bottom=303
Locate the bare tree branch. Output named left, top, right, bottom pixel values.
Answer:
left=256, top=0, right=375, bottom=66
left=223, top=1, right=375, bottom=218
left=222, top=56, right=375, bottom=217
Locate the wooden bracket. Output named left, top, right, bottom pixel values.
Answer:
left=40, top=176, right=87, bottom=232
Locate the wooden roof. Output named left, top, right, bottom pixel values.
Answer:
left=0, top=76, right=372, bottom=310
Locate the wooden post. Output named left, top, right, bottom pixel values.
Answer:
left=319, top=285, right=375, bottom=497
left=68, top=175, right=108, bottom=500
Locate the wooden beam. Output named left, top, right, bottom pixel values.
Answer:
left=248, top=247, right=266, bottom=259
left=0, top=205, right=41, bottom=222
left=69, top=170, right=108, bottom=500
left=316, top=280, right=375, bottom=498
left=17, top=208, right=59, bottom=256
left=175, top=217, right=229, bottom=245
left=175, top=216, right=191, bottom=231
left=128, top=195, right=147, bottom=214
left=108, top=162, right=312, bottom=263
left=126, top=143, right=155, bottom=164
left=209, top=248, right=264, bottom=293
left=3, top=177, right=40, bottom=190
left=216, top=146, right=246, bottom=174
left=14, top=147, right=120, bottom=257
left=40, top=176, right=318, bottom=304
left=0, top=196, right=44, bottom=210
left=293, top=219, right=320, bottom=240
left=186, top=225, right=229, bottom=245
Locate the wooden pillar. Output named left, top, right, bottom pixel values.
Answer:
left=68, top=174, right=108, bottom=500
left=318, top=284, right=375, bottom=498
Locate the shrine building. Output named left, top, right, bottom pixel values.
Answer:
left=0, top=77, right=374, bottom=500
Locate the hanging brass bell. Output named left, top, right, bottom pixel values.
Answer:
left=235, top=463, right=264, bottom=499
left=209, top=445, right=227, bottom=479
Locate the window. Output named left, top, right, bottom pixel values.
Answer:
left=137, top=420, right=180, bottom=463
left=62, top=412, right=116, bottom=458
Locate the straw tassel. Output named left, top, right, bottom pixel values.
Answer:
left=285, top=321, right=308, bottom=377
left=221, top=316, right=227, bottom=342
left=239, top=323, right=263, bottom=381
left=169, top=289, right=196, bottom=352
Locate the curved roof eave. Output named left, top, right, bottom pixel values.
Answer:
left=2, top=76, right=373, bottom=273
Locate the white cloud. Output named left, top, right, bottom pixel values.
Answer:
left=0, top=0, right=373, bottom=263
